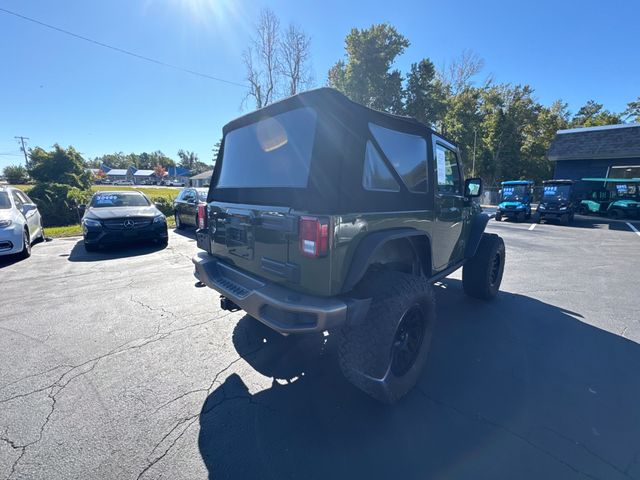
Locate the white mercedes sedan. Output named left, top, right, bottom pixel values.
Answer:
left=0, top=186, right=44, bottom=259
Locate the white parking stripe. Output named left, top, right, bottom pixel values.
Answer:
left=528, top=224, right=537, bottom=231
left=626, top=222, right=640, bottom=237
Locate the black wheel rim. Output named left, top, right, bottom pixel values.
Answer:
left=391, top=305, right=426, bottom=377
left=489, top=251, right=501, bottom=286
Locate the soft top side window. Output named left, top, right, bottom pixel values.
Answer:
left=434, top=143, right=462, bottom=195
left=368, top=123, right=428, bottom=193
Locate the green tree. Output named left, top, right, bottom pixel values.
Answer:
left=328, top=23, right=409, bottom=113
left=404, top=59, right=447, bottom=126
left=28, top=144, right=91, bottom=189
left=571, top=100, right=621, bottom=127
left=623, top=97, right=640, bottom=123
left=3, top=165, right=28, bottom=184
left=177, top=149, right=198, bottom=171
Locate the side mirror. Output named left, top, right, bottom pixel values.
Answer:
left=465, top=178, right=482, bottom=198
left=78, top=204, right=87, bottom=214
left=22, top=203, right=38, bottom=214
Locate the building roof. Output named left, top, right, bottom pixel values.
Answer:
left=548, top=123, right=640, bottom=161
left=105, top=169, right=129, bottom=176
left=133, top=169, right=155, bottom=176
left=190, top=170, right=214, bottom=180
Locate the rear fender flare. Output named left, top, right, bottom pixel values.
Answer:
left=341, top=229, right=431, bottom=293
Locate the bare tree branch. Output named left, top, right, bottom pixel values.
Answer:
left=242, top=8, right=280, bottom=109
left=280, top=23, right=312, bottom=96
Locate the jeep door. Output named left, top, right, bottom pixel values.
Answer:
left=432, top=138, right=465, bottom=270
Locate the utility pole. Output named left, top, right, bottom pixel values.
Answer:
left=472, top=128, right=477, bottom=177
left=14, top=136, right=29, bottom=167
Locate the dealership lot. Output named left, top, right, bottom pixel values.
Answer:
left=1, top=218, right=639, bottom=480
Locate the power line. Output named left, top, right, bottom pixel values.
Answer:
left=0, top=7, right=248, bottom=88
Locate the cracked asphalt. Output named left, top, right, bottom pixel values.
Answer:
left=1, top=216, right=639, bottom=480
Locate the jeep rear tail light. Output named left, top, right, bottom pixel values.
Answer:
left=197, top=204, right=207, bottom=230
left=299, top=216, right=329, bottom=257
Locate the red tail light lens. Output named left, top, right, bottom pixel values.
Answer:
left=197, top=204, right=207, bottom=230
left=299, top=216, right=329, bottom=257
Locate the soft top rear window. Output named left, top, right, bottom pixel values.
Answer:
left=216, top=107, right=317, bottom=188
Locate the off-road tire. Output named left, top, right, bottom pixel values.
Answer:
left=18, top=228, right=31, bottom=259
left=338, top=270, right=436, bottom=404
left=175, top=212, right=184, bottom=229
left=462, top=233, right=505, bottom=300
left=494, top=212, right=502, bottom=221
left=578, top=205, right=588, bottom=215
left=532, top=212, right=541, bottom=223
left=517, top=211, right=526, bottom=222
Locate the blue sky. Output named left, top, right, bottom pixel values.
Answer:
left=1, top=0, right=638, bottom=170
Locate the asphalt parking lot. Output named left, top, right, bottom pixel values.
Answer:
left=1, top=216, right=639, bottom=480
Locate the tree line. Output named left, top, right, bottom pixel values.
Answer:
left=326, top=24, right=639, bottom=185
left=241, top=15, right=639, bottom=185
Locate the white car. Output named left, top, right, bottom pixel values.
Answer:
left=0, top=186, right=44, bottom=259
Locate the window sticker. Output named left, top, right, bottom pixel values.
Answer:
left=616, top=184, right=628, bottom=194
left=503, top=187, right=515, bottom=196
left=544, top=186, right=557, bottom=195
left=436, top=148, right=446, bottom=184
left=94, top=194, right=118, bottom=205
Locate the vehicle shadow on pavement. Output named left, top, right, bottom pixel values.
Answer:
left=0, top=254, right=25, bottom=268
left=197, top=280, right=640, bottom=480
left=66, top=239, right=167, bottom=262
left=171, top=228, right=197, bottom=241
left=541, top=215, right=640, bottom=231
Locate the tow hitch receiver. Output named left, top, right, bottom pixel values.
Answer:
left=220, top=296, right=241, bottom=312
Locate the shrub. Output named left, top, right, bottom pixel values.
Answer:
left=3, top=165, right=28, bottom=184
left=151, top=196, right=174, bottom=217
left=28, top=183, right=91, bottom=227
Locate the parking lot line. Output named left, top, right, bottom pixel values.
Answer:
left=528, top=224, right=537, bottom=231
left=626, top=222, right=640, bottom=237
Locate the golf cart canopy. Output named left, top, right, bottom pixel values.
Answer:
left=581, top=178, right=640, bottom=183
left=209, top=87, right=449, bottom=214
left=501, top=180, right=534, bottom=186
left=544, top=179, right=574, bottom=185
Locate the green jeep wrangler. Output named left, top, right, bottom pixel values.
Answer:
left=193, top=88, right=506, bottom=403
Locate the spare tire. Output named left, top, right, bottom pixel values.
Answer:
left=462, top=233, right=505, bottom=300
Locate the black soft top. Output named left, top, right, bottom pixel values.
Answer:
left=210, top=88, right=443, bottom=214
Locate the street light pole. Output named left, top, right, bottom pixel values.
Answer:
left=472, top=128, right=477, bottom=177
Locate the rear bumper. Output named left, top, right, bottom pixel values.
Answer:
left=192, top=252, right=368, bottom=334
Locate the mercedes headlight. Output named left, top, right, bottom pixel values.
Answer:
left=83, top=218, right=101, bottom=228
left=153, top=214, right=166, bottom=224
left=0, top=219, right=12, bottom=228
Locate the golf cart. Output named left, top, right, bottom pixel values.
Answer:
left=533, top=179, right=576, bottom=224
left=495, top=180, right=534, bottom=222
left=579, top=178, right=640, bottom=219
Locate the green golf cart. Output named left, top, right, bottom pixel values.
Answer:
left=578, top=178, right=640, bottom=219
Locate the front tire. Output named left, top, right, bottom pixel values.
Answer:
left=18, top=228, right=31, bottom=259
left=462, top=233, right=505, bottom=300
left=175, top=211, right=184, bottom=229
left=338, top=270, right=436, bottom=404
left=609, top=209, right=623, bottom=220
left=494, top=212, right=502, bottom=222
